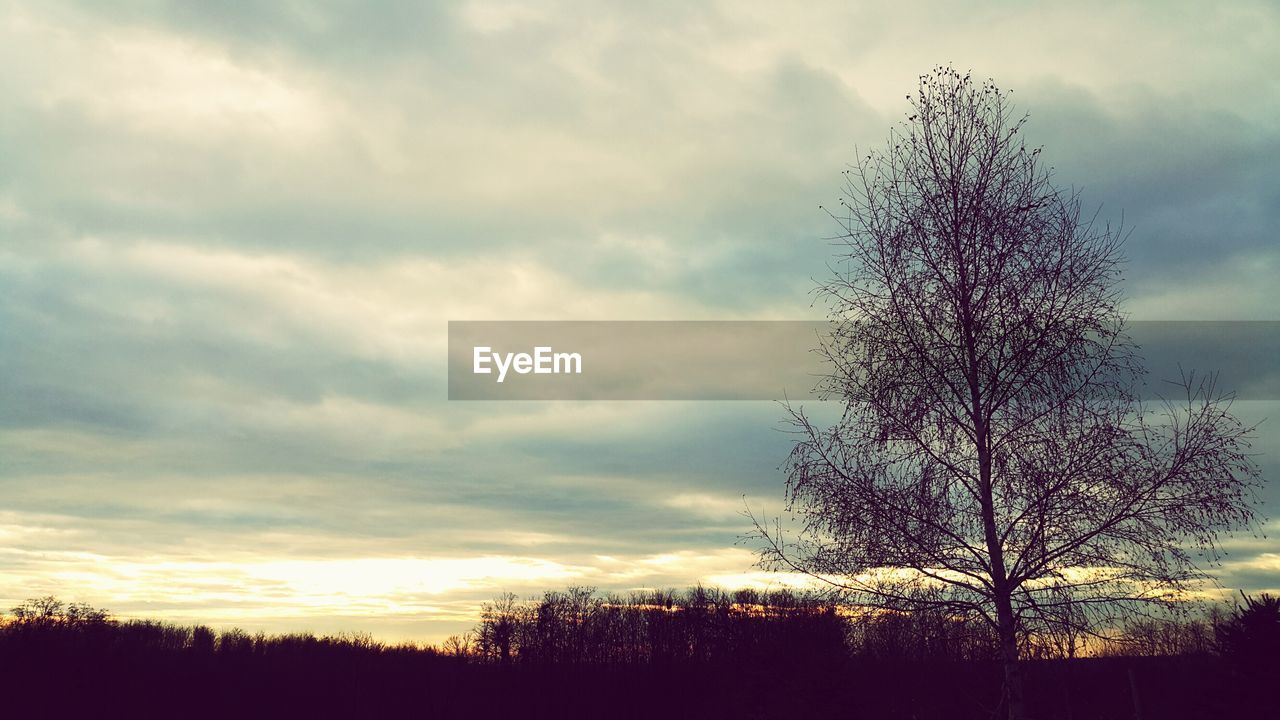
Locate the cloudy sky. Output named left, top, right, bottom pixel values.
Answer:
left=1, top=0, right=1277, bottom=642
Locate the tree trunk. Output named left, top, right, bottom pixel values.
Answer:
left=963, top=260, right=1025, bottom=719
left=973, top=411, right=1025, bottom=720
left=997, top=593, right=1027, bottom=720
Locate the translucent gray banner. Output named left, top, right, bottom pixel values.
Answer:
left=447, top=321, right=1279, bottom=401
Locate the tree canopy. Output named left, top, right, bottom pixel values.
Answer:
left=758, top=66, right=1263, bottom=720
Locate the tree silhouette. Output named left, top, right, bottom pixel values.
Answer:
left=10, top=596, right=111, bottom=629
left=756, top=66, right=1264, bottom=720
left=1215, top=591, right=1280, bottom=672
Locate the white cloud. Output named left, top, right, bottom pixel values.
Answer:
left=664, top=493, right=749, bottom=521
left=3, top=4, right=332, bottom=141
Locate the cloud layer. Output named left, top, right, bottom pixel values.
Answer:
left=1, top=0, right=1277, bottom=640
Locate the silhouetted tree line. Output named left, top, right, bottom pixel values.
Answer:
left=2, top=590, right=1276, bottom=719
left=470, top=586, right=848, bottom=666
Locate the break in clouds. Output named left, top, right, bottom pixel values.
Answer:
left=0, top=0, right=1277, bottom=640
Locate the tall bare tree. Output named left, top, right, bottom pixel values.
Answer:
left=757, top=67, right=1263, bottom=720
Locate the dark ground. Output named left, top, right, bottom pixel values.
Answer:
left=0, top=632, right=1270, bottom=719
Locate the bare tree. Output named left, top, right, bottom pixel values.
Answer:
left=442, top=631, right=475, bottom=659
left=756, top=66, right=1263, bottom=720
left=10, top=596, right=112, bottom=628
left=476, top=592, right=527, bottom=663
